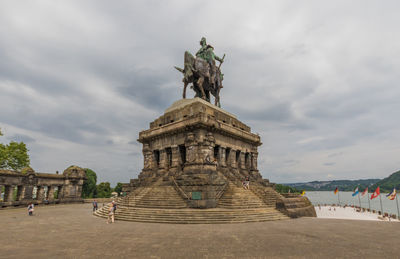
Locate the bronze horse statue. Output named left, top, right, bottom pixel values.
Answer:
left=175, top=51, right=223, bottom=107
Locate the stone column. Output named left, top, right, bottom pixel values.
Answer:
left=251, top=152, right=258, bottom=170
left=228, top=149, right=237, bottom=168
left=16, top=186, right=25, bottom=201
left=48, top=186, right=55, bottom=200
left=22, top=185, right=33, bottom=200
left=59, top=186, right=65, bottom=199
left=239, top=152, right=246, bottom=170
left=169, top=145, right=180, bottom=175
left=37, top=186, right=45, bottom=200
left=142, top=143, right=155, bottom=171
left=76, top=182, right=84, bottom=199
left=219, top=146, right=227, bottom=167
left=158, top=149, right=168, bottom=174
left=245, top=153, right=251, bottom=169
left=4, top=185, right=14, bottom=202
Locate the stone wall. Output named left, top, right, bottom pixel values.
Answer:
left=0, top=166, right=86, bottom=208
left=276, top=195, right=317, bottom=218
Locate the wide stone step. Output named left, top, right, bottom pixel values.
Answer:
left=94, top=206, right=289, bottom=224
left=96, top=208, right=284, bottom=216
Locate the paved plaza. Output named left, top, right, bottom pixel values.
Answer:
left=1, top=203, right=399, bottom=258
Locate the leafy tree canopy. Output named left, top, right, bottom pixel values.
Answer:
left=0, top=133, right=30, bottom=170
left=113, top=182, right=123, bottom=195
left=82, top=168, right=97, bottom=198
left=275, top=184, right=300, bottom=194
left=371, top=170, right=400, bottom=193
left=96, top=182, right=112, bottom=198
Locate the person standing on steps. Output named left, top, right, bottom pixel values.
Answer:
left=107, top=201, right=115, bottom=224
left=113, top=201, right=117, bottom=215
left=245, top=176, right=250, bottom=190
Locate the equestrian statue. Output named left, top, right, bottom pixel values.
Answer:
left=175, top=37, right=225, bottom=107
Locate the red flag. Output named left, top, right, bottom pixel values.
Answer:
left=370, top=187, right=380, bottom=200
left=361, top=187, right=368, bottom=197
left=334, top=187, right=338, bottom=194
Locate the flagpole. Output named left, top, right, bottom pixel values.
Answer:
left=337, top=191, right=340, bottom=206
left=396, top=193, right=400, bottom=219
left=367, top=191, right=371, bottom=211
left=379, top=193, right=384, bottom=216
left=358, top=191, right=361, bottom=209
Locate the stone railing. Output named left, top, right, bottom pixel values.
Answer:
left=170, top=176, right=190, bottom=201
left=215, top=181, right=228, bottom=200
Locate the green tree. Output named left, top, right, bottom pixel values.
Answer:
left=4, top=142, right=30, bottom=170
left=113, top=182, right=123, bottom=196
left=371, top=170, right=400, bottom=193
left=275, top=184, right=300, bottom=194
left=81, top=168, right=97, bottom=198
left=0, top=143, right=6, bottom=169
left=0, top=130, right=30, bottom=170
left=96, top=182, right=112, bottom=198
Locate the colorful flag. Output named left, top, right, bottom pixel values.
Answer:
left=361, top=187, right=368, bottom=197
left=371, top=187, right=380, bottom=200
left=300, top=190, right=305, bottom=196
left=334, top=187, right=338, bottom=194
left=386, top=188, right=396, bottom=200
left=352, top=187, right=359, bottom=197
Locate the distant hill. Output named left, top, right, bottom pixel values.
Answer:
left=371, top=170, right=400, bottom=193
left=286, top=179, right=380, bottom=192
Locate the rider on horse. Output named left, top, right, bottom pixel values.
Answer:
left=195, top=37, right=224, bottom=89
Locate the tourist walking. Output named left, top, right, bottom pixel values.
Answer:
left=92, top=199, right=98, bottom=212
left=27, top=203, right=34, bottom=216
left=107, top=201, right=115, bottom=224
left=113, top=201, right=117, bottom=213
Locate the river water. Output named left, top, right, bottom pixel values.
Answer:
left=305, top=191, right=400, bottom=216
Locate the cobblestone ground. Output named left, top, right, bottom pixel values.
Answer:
left=1, top=203, right=399, bottom=258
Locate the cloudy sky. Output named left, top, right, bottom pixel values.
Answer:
left=1, top=1, right=399, bottom=185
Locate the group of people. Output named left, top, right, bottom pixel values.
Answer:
left=92, top=199, right=117, bottom=224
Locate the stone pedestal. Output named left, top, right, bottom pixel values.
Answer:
left=134, top=98, right=262, bottom=208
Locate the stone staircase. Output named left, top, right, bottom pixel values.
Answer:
left=219, top=168, right=282, bottom=208
left=218, top=182, right=272, bottom=209
left=94, top=177, right=289, bottom=224
left=128, top=185, right=188, bottom=209
left=250, top=183, right=283, bottom=207
left=95, top=207, right=288, bottom=224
